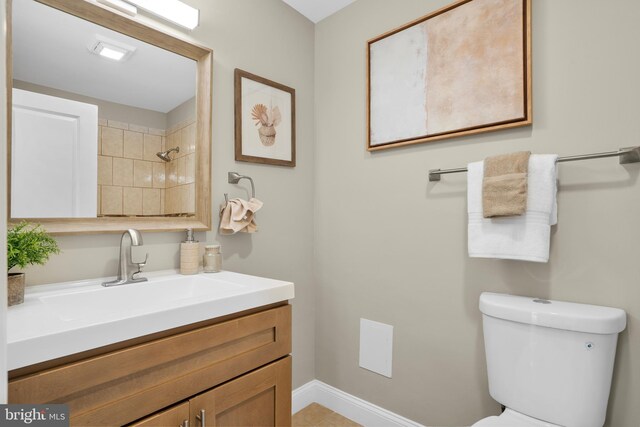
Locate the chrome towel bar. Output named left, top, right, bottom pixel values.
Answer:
left=428, top=146, right=640, bottom=182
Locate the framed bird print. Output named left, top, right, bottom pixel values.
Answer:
left=234, top=69, right=296, bottom=167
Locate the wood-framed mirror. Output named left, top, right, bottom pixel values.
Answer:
left=6, top=0, right=212, bottom=234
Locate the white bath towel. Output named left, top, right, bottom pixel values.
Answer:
left=468, top=154, right=558, bottom=262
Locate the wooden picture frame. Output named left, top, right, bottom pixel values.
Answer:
left=235, top=69, right=296, bottom=167
left=367, top=0, right=531, bottom=151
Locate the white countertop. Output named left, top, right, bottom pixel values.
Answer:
left=7, top=270, right=294, bottom=370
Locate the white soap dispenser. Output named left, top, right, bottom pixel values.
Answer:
left=180, top=229, right=199, bottom=275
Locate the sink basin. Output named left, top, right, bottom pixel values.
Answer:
left=7, top=270, right=294, bottom=370
left=40, top=275, right=246, bottom=322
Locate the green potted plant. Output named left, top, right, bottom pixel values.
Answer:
left=7, top=222, right=60, bottom=306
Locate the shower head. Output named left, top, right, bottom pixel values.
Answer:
left=156, top=146, right=180, bottom=162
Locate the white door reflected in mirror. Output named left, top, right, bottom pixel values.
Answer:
left=11, top=88, right=98, bottom=218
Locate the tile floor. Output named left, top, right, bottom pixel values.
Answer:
left=292, top=403, right=362, bottom=426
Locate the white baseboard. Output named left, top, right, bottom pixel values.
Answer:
left=292, top=380, right=319, bottom=414
left=292, top=380, right=425, bottom=427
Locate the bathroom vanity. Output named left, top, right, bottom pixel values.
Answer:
left=7, top=271, right=294, bottom=426
left=4, top=1, right=295, bottom=423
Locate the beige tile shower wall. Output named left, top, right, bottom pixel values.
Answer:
left=164, top=119, right=196, bottom=215
left=315, top=1, right=640, bottom=426
left=97, top=118, right=166, bottom=216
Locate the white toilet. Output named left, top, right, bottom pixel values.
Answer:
left=473, top=292, right=627, bottom=427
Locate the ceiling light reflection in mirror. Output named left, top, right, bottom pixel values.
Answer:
left=13, top=0, right=196, bottom=113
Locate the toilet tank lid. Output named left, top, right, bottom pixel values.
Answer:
left=479, top=292, right=627, bottom=334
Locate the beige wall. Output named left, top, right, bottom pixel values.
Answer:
left=12, top=80, right=168, bottom=129
left=167, top=96, right=196, bottom=130
left=20, top=0, right=316, bottom=389
left=315, top=0, right=640, bottom=426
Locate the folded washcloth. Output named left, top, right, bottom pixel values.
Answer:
left=219, top=198, right=263, bottom=235
left=482, top=151, right=531, bottom=218
left=468, top=154, right=558, bottom=262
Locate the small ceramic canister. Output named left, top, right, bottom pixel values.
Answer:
left=203, top=245, right=222, bottom=273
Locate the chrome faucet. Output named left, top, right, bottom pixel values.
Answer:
left=102, top=229, right=148, bottom=287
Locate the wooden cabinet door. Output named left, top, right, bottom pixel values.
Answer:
left=189, top=356, right=291, bottom=427
left=129, top=402, right=189, bottom=427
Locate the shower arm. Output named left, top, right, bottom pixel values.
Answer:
left=156, top=146, right=180, bottom=162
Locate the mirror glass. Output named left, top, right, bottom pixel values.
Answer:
left=11, top=0, right=198, bottom=219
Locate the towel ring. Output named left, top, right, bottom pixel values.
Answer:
left=224, top=172, right=256, bottom=203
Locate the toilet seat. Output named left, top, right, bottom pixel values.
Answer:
left=471, top=408, right=562, bottom=427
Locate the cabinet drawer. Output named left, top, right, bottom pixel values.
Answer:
left=9, top=305, right=291, bottom=426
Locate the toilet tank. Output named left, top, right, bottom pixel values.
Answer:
left=479, top=293, right=626, bottom=427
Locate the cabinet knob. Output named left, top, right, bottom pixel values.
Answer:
left=196, top=409, right=206, bottom=427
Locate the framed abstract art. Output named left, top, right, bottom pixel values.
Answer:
left=367, top=0, right=531, bottom=151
